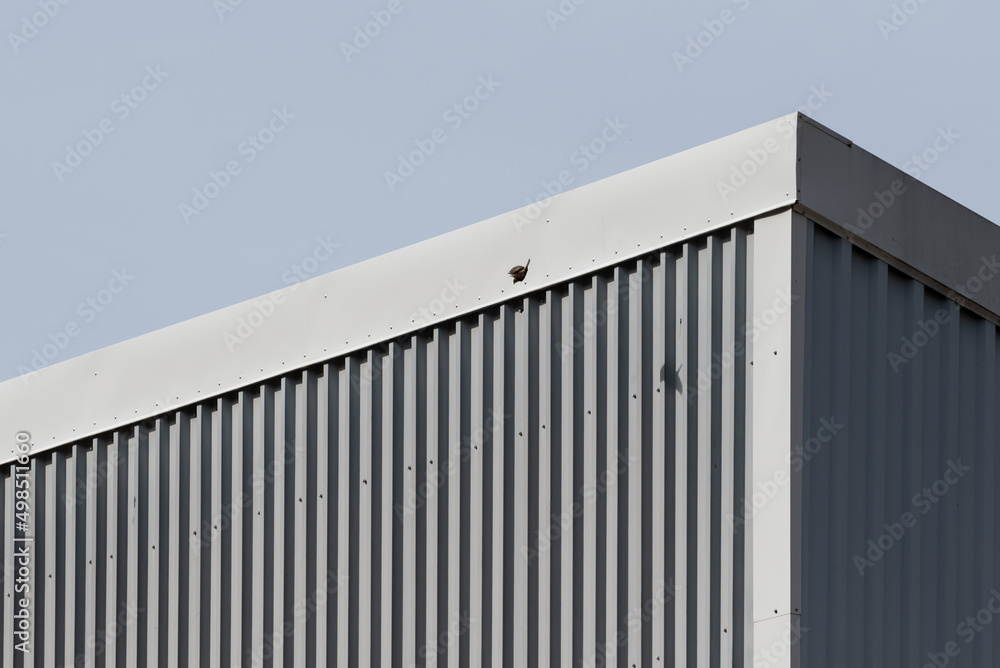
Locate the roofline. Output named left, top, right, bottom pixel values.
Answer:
left=4, top=112, right=998, bottom=464
left=795, top=113, right=1000, bottom=327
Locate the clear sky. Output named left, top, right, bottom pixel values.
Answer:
left=1, top=0, right=996, bottom=383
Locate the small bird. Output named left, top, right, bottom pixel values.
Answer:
left=509, top=259, right=530, bottom=284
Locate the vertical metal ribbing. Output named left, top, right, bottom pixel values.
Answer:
left=708, top=236, right=725, bottom=668
left=582, top=275, right=598, bottom=666
left=869, top=261, right=890, bottom=668
left=294, top=373, right=310, bottom=668
left=941, top=299, right=963, bottom=646
left=43, top=451, right=57, bottom=668
left=359, top=352, right=374, bottom=667
left=148, top=421, right=162, bottom=668
left=651, top=252, right=668, bottom=665
left=273, top=381, right=288, bottom=668
left=514, top=301, right=529, bottom=667
left=470, top=315, right=485, bottom=665
left=65, top=449, right=79, bottom=666
left=167, top=418, right=181, bottom=668
left=6, top=226, right=763, bottom=666
left=251, top=390, right=266, bottom=666
left=315, top=366, right=330, bottom=668
left=306, top=371, right=320, bottom=668
left=228, top=394, right=243, bottom=668
left=801, top=224, right=827, bottom=663
left=84, top=441, right=97, bottom=668
left=844, top=251, right=868, bottom=666
left=797, top=224, right=1000, bottom=665
left=603, top=269, right=619, bottom=668
left=337, top=363, right=352, bottom=668
left=188, top=409, right=203, bottom=666
left=212, top=401, right=226, bottom=666
left=559, top=284, right=576, bottom=666
left=449, top=322, right=463, bottom=668
left=904, top=281, right=925, bottom=663
left=650, top=251, right=676, bottom=666
left=696, top=242, right=713, bottom=663
left=732, top=227, right=749, bottom=667
left=674, top=246, right=690, bottom=667
left=380, top=349, right=396, bottom=668
left=402, top=339, right=418, bottom=667
left=537, top=291, right=552, bottom=667
left=828, top=237, right=853, bottom=666
left=426, top=331, right=441, bottom=668
left=628, top=260, right=644, bottom=667
left=977, top=320, right=996, bottom=666
left=126, top=427, right=140, bottom=667
left=741, top=231, right=754, bottom=663
left=146, top=418, right=160, bottom=666
left=491, top=310, right=506, bottom=668
left=105, top=431, right=121, bottom=668
left=720, top=234, right=736, bottom=668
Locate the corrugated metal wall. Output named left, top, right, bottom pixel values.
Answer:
left=800, top=221, right=1000, bottom=667
left=2, top=225, right=752, bottom=667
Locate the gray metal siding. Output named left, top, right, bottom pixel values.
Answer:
left=2, top=226, right=752, bottom=667
left=800, top=221, right=1000, bottom=667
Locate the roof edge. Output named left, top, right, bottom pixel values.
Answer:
left=1, top=114, right=800, bottom=463
left=796, top=114, right=1000, bottom=322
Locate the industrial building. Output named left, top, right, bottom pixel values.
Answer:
left=2, top=113, right=999, bottom=666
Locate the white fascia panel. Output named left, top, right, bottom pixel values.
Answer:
left=0, top=114, right=798, bottom=464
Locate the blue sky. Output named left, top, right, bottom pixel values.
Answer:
left=1, top=0, right=996, bottom=383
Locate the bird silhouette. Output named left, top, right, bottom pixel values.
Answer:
left=509, top=259, right=530, bottom=283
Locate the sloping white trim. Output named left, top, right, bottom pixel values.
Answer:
left=1, top=114, right=799, bottom=463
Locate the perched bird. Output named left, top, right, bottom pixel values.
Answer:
left=509, top=259, right=530, bottom=284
